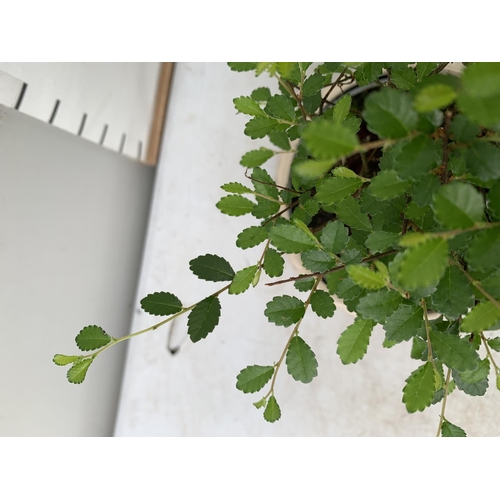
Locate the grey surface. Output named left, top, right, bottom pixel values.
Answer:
left=0, top=105, right=155, bottom=436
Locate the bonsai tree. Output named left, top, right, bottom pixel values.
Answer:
left=54, top=62, right=500, bottom=437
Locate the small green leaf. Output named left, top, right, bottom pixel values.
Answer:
left=332, top=166, right=359, bottom=179
left=392, top=136, right=441, bottom=181
left=416, top=62, right=436, bottom=81
left=268, top=130, right=291, bottom=150
left=67, top=358, right=93, bottom=384
left=228, top=62, right=257, bottom=72
left=265, top=95, right=296, bottom=121
left=356, top=289, right=403, bottom=323
left=461, top=301, right=500, bottom=333
left=335, top=197, right=372, bottom=232
left=383, top=304, right=425, bottom=344
left=430, top=330, right=479, bottom=372
left=432, top=182, right=484, bottom=229
left=263, top=248, right=284, bottom=277
left=302, top=73, right=325, bottom=96
left=466, top=227, right=500, bottom=273
left=269, top=224, right=317, bottom=253
left=286, top=336, right=319, bottom=383
left=452, top=365, right=489, bottom=397
left=53, top=354, right=80, bottom=366
left=229, top=265, right=259, bottom=295
left=441, top=420, right=467, bottom=437
left=399, top=232, right=432, bottom=247
left=240, top=148, right=275, bottom=168
left=487, top=337, right=500, bottom=352
left=414, top=83, right=457, bottom=112
left=251, top=87, right=271, bottom=101
left=233, top=96, right=267, bottom=117
left=368, top=170, right=411, bottom=201
left=187, top=296, right=221, bottom=343
left=236, top=226, right=268, bottom=249
left=487, top=181, right=500, bottom=219
left=253, top=397, right=267, bottom=409
left=332, top=94, right=352, bottom=123
left=302, top=120, right=359, bottom=161
left=449, top=114, right=480, bottom=142
left=337, top=318, right=374, bottom=364
left=221, top=182, right=252, bottom=194
left=188, top=254, right=235, bottom=283
left=236, top=365, right=274, bottom=393
left=398, top=238, right=448, bottom=290
left=250, top=166, right=279, bottom=200
left=264, top=295, right=305, bottom=327
left=292, top=160, right=334, bottom=181
left=75, top=325, right=111, bottom=352
left=244, top=117, right=279, bottom=139
left=392, top=67, right=417, bottom=90
left=294, top=277, right=316, bottom=292
left=315, top=176, right=363, bottom=206
left=301, top=250, right=336, bottom=273
left=365, top=231, right=399, bottom=253
left=263, top=395, right=281, bottom=422
left=347, top=265, right=386, bottom=290
left=320, top=220, right=349, bottom=254
left=310, top=290, right=336, bottom=318
left=464, top=141, right=500, bottom=182
left=402, top=362, right=435, bottom=413
left=216, top=195, right=255, bottom=216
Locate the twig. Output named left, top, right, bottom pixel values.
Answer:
left=436, top=368, right=452, bottom=437
left=320, top=68, right=347, bottom=115
left=441, top=110, right=453, bottom=184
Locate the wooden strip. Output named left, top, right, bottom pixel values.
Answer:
left=145, top=62, right=174, bottom=166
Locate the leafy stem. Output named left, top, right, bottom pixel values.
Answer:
left=421, top=299, right=434, bottom=364
left=481, top=333, right=500, bottom=374
left=436, top=367, right=452, bottom=437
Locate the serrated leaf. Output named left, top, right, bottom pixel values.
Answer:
left=432, top=182, right=484, bottom=229
left=236, top=365, right=274, bottom=393
left=347, top=265, right=386, bottom=290
left=188, top=254, right=235, bottom=283
left=229, top=265, right=259, bottom=295
left=487, top=181, right=500, bottom=219
left=461, top=301, right=500, bottom=333
left=488, top=337, right=500, bottom=352
left=383, top=304, right=424, bottom=344
left=335, top=197, right=372, bottom=232
left=332, top=94, right=352, bottom=123
left=252, top=199, right=280, bottom=219
left=402, top=361, right=435, bottom=413
left=233, top=96, right=267, bottom=117
left=398, top=238, right=448, bottom=290
left=452, top=368, right=489, bottom=397
left=392, top=135, right=441, bottom=181
left=466, top=227, right=500, bottom=273
left=356, top=289, right=403, bottom=323
left=244, top=117, right=279, bottom=139
left=301, top=249, right=336, bottom=273
left=449, top=114, right=480, bottom=143
left=236, top=226, right=268, bottom=249
left=75, top=325, right=111, bottom=351
left=414, top=83, right=457, bottom=112
left=253, top=397, right=267, bottom=409
left=464, top=141, right=500, bottom=182
left=457, top=358, right=490, bottom=384
left=315, top=176, right=363, bottom=206
left=430, top=329, right=479, bottom=372
left=392, top=67, right=417, bottom=90
left=187, top=296, right=221, bottom=343
left=461, top=62, right=500, bottom=98
left=268, top=130, right=291, bottom=150
left=355, top=62, right=383, bottom=85
left=320, top=220, right=349, bottom=254
left=310, top=290, right=336, bottom=318
left=264, top=95, right=296, bottom=122
left=264, top=395, right=281, bottom=422
left=263, top=248, right=284, bottom=277
left=430, top=266, right=474, bottom=319
left=264, top=295, right=305, bottom=327
left=363, top=88, right=418, bottom=139
left=228, top=62, right=257, bottom=72
left=53, top=354, right=80, bottom=366
left=337, top=318, right=374, bottom=364
left=368, top=170, right=411, bottom=201
left=302, top=73, right=325, bottom=96
left=294, top=276, right=316, bottom=292
left=286, top=336, right=318, bottom=383
left=441, top=420, right=467, bottom=437
left=302, top=120, right=359, bottom=161
left=67, top=358, right=93, bottom=384
left=251, top=87, right=271, bottom=102
left=411, top=336, right=428, bottom=360
left=216, top=195, right=255, bottom=216
left=269, top=224, right=317, bottom=253
left=240, top=148, right=275, bottom=168
left=365, top=231, right=399, bottom=253
left=416, top=62, right=436, bottom=81
left=332, top=166, right=358, bottom=179
left=250, top=166, right=279, bottom=200
left=410, top=174, right=442, bottom=208
left=292, top=160, right=334, bottom=180
left=221, top=182, right=252, bottom=194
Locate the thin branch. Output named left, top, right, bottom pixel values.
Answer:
left=244, top=170, right=301, bottom=193
left=481, top=332, right=500, bottom=373
left=320, top=68, right=347, bottom=114
left=441, top=110, right=453, bottom=184
left=431, top=62, right=450, bottom=75
left=436, top=368, right=452, bottom=437
left=262, top=199, right=300, bottom=227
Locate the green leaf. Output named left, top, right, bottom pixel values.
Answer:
left=263, top=248, right=284, bottom=277
left=362, top=88, right=418, bottom=139
left=244, top=117, right=279, bottom=139
left=269, top=224, right=317, bottom=253
left=240, top=148, right=275, bottom=168
left=292, top=160, right=334, bottom=181
left=216, top=195, right=255, bottom=216
left=391, top=67, right=417, bottom=90
left=294, top=276, right=316, bottom=292
left=398, top=238, right=448, bottom=290
left=187, top=296, right=221, bottom=343
left=263, top=395, right=281, bottom=422
left=461, top=62, right=500, bottom=98
left=286, top=336, right=319, bottom=383
left=416, top=62, right=436, bottom=81
left=430, top=266, right=474, bottom=319
left=302, top=73, right=325, bottom=96
left=487, top=181, right=500, bottom=219
left=365, top=231, right=399, bottom=253
left=188, top=254, right=235, bottom=283
left=302, top=120, right=359, bottom=161
left=452, top=366, right=489, bottom=397
left=252, top=199, right=280, bottom=219
left=250, top=166, right=279, bottom=200
left=410, top=174, right=441, bottom=208
left=464, top=141, right=500, bottom=182
left=368, top=170, right=411, bottom=201
left=347, top=264, right=386, bottom=290
left=488, top=337, right=500, bottom=352
left=356, top=289, right=403, bottom=323
left=75, top=325, right=111, bottom=351
left=332, top=94, right=352, bottom=123
left=236, top=226, right=268, bottom=249
left=402, top=362, right=436, bottom=413
left=383, top=304, right=425, bottom=343
left=315, top=176, right=363, bottom=206
left=310, top=290, right=336, bottom=318
left=430, top=330, right=479, bottom=372
left=355, top=62, right=383, bottom=85
left=414, top=83, right=457, bottom=112
left=251, top=87, right=271, bottom=102
left=264, top=95, right=296, bottom=121
left=441, top=420, right=467, bottom=437
left=228, top=62, right=257, bottom=72
left=53, top=354, right=80, bottom=366
left=466, top=227, right=500, bottom=273
left=229, top=265, right=259, bottom=295
left=449, top=114, right=480, bottom=142
left=221, top=182, right=252, bottom=194
left=233, top=96, right=267, bottom=117
left=332, top=166, right=359, bottom=179
left=67, top=359, right=93, bottom=384
left=320, top=220, right=349, bottom=254
left=268, top=130, right=291, bottom=150
left=411, top=336, right=428, bottom=360
left=461, top=302, right=500, bottom=333
left=392, top=135, right=441, bottom=181
left=337, top=318, right=374, bottom=364
left=264, top=295, right=305, bottom=327
left=335, top=197, right=372, bottom=232
left=456, top=357, right=490, bottom=384
left=236, top=365, right=274, bottom=393
left=301, top=249, right=336, bottom=273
